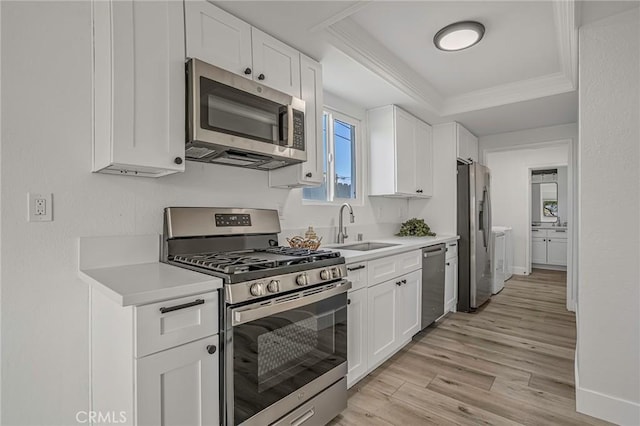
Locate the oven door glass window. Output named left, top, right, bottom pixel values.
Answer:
left=200, top=76, right=287, bottom=145
left=232, top=292, right=347, bottom=425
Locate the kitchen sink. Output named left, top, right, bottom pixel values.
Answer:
left=338, top=242, right=400, bottom=251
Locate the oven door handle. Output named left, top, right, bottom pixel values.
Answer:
left=232, top=280, right=351, bottom=326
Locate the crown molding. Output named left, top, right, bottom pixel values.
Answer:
left=324, top=1, right=579, bottom=117
left=308, top=1, right=372, bottom=33
left=326, top=18, right=443, bottom=113
left=553, top=0, right=579, bottom=87
left=442, top=72, right=575, bottom=115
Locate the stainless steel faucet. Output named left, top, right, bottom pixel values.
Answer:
left=337, top=203, right=355, bottom=243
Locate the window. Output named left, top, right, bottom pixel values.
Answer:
left=303, top=110, right=359, bottom=202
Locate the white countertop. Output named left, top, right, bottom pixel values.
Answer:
left=80, top=263, right=222, bottom=307
left=78, top=234, right=222, bottom=307
left=326, top=234, right=459, bottom=263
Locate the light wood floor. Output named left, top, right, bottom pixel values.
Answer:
left=329, top=269, right=611, bottom=426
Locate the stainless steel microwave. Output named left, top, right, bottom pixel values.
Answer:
left=186, top=58, right=306, bottom=170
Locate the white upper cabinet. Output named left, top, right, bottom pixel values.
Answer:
left=184, top=1, right=252, bottom=76
left=269, top=55, right=323, bottom=188
left=433, top=122, right=478, bottom=164
left=92, top=0, right=186, bottom=177
left=184, top=1, right=301, bottom=98
left=369, top=105, right=433, bottom=198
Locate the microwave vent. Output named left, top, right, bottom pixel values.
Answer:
left=186, top=146, right=216, bottom=159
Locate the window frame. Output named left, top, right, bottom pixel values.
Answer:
left=302, top=108, right=363, bottom=206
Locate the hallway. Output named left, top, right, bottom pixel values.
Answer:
left=330, top=269, right=610, bottom=425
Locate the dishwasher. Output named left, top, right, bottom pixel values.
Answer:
left=421, top=244, right=446, bottom=329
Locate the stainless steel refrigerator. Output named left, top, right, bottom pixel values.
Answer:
left=457, top=162, right=493, bottom=312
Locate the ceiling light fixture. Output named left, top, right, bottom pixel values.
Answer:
left=434, top=21, right=485, bottom=51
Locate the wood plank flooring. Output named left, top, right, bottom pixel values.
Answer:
left=329, top=269, right=612, bottom=426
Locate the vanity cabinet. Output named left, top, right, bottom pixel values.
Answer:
left=444, top=241, right=459, bottom=312
left=531, top=229, right=567, bottom=267
left=269, top=55, right=324, bottom=188
left=433, top=122, right=478, bottom=164
left=185, top=1, right=300, bottom=97
left=92, top=0, right=186, bottom=177
left=91, top=289, right=220, bottom=425
left=368, top=105, right=433, bottom=198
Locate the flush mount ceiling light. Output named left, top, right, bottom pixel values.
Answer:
left=434, top=21, right=485, bottom=51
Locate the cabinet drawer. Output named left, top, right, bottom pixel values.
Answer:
left=136, top=291, right=218, bottom=358
left=445, top=241, right=458, bottom=260
left=346, top=262, right=367, bottom=291
left=368, top=250, right=421, bottom=286
left=548, top=230, right=568, bottom=239
left=530, top=229, right=547, bottom=237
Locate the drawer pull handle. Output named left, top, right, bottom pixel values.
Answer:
left=555, top=230, right=566, bottom=233
left=159, top=298, right=205, bottom=314
left=347, top=265, right=366, bottom=271
left=206, top=345, right=217, bottom=355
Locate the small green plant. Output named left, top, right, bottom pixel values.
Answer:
left=396, top=218, right=436, bottom=237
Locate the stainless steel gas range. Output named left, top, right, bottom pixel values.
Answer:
left=162, top=207, right=349, bottom=426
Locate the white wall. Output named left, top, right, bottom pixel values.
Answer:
left=485, top=145, right=569, bottom=275
left=0, top=2, right=409, bottom=424
left=576, top=8, right=640, bottom=425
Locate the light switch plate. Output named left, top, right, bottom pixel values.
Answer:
left=28, top=192, right=53, bottom=222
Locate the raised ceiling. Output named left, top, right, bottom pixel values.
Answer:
left=214, top=1, right=605, bottom=136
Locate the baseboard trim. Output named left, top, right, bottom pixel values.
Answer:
left=575, top=366, right=640, bottom=425
left=532, top=263, right=567, bottom=271
left=512, top=266, right=528, bottom=275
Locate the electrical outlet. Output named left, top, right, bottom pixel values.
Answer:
left=28, top=193, right=53, bottom=222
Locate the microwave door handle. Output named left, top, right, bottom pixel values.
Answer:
left=286, top=104, right=294, bottom=147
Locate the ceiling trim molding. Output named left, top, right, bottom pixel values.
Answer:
left=442, top=72, right=575, bottom=115
left=326, top=18, right=443, bottom=113
left=553, top=0, right=579, bottom=87
left=308, top=1, right=372, bottom=33
left=323, top=2, right=579, bottom=118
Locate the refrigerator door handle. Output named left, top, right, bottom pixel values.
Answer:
left=481, top=187, right=489, bottom=249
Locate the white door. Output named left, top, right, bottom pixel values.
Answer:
left=109, top=0, right=186, bottom=172
left=184, top=1, right=252, bottom=77
left=251, top=28, right=301, bottom=97
left=396, top=270, right=422, bottom=342
left=367, top=280, right=397, bottom=369
left=136, top=336, right=219, bottom=426
left=547, top=239, right=568, bottom=266
left=414, top=120, right=433, bottom=197
left=394, top=108, right=417, bottom=195
left=532, top=237, right=547, bottom=264
left=347, top=288, right=367, bottom=387
left=299, top=55, right=323, bottom=184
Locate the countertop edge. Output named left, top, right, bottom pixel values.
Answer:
left=328, top=235, right=459, bottom=263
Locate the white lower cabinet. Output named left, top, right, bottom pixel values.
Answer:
left=137, top=336, right=219, bottom=426
left=444, top=255, right=458, bottom=313
left=396, top=270, right=422, bottom=342
left=90, top=289, right=220, bottom=425
left=547, top=239, right=568, bottom=265
left=367, top=279, right=398, bottom=369
left=531, top=229, right=567, bottom=267
left=532, top=236, right=547, bottom=264
left=346, top=288, right=367, bottom=387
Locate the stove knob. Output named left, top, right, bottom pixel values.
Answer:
left=331, top=267, right=342, bottom=278
left=267, top=280, right=280, bottom=293
left=320, top=269, right=330, bottom=280
left=250, top=283, right=265, bottom=297
left=296, top=273, right=308, bottom=286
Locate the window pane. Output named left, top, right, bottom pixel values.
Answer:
left=334, top=119, right=355, bottom=199
left=302, top=114, right=329, bottom=201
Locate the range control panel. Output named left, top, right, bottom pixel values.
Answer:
left=215, top=213, right=251, bottom=227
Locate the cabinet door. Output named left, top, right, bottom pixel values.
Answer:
left=367, top=281, right=397, bottom=370
left=394, top=108, right=417, bottom=194
left=347, top=288, right=367, bottom=388
left=532, top=237, right=547, bottom=264
left=268, top=55, right=323, bottom=188
left=184, top=1, right=252, bottom=77
left=251, top=28, right=301, bottom=97
left=457, top=123, right=478, bottom=163
left=547, top=239, right=567, bottom=266
left=445, top=257, right=455, bottom=312
left=137, top=336, right=219, bottom=426
left=415, top=120, right=433, bottom=197
left=396, top=270, right=422, bottom=343
left=94, top=0, right=185, bottom=176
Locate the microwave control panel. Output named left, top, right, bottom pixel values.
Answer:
left=292, top=110, right=305, bottom=151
